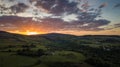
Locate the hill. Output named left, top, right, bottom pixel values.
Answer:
left=0, top=31, right=120, bottom=67
left=0, top=31, right=120, bottom=49
left=0, top=31, right=119, bottom=47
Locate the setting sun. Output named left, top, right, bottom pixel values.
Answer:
left=27, top=32, right=39, bottom=35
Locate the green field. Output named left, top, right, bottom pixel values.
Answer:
left=0, top=31, right=120, bottom=67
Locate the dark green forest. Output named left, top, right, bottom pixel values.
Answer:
left=0, top=31, right=120, bottom=67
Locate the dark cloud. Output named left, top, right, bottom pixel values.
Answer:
left=0, top=16, right=32, bottom=30
left=62, top=19, right=110, bottom=31
left=35, top=0, right=78, bottom=15
left=10, top=3, right=29, bottom=14
left=0, top=16, right=110, bottom=31
left=114, top=3, right=120, bottom=8
left=0, top=5, right=9, bottom=14
left=8, top=0, right=15, bottom=2
left=99, top=3, right=107, bottom=8
left=29, top=0, right=37, bottom=3
left=81, top=1, right=89, bottom=11
left=0, top=1, right=29, bottom=14
left=114, top=23, right=120, bottom=28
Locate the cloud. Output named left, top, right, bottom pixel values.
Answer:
left=35, top=0, right=79, bottom=15
left=114, top=23, right=120, bottom=28
left=8, top=0, right=15, bottom=2
left=114, top=3, right=120, bottom=8
left=0, top=15, right=110, bottom=32
left=0, top=1, right=29, bottom=15
left=10, top=3, right=29, bottom=14
left=81, top=1, right=90, bottom=12
left=99, top=3, right=107, bottom=8
left=0, top=0, right=111, bottom=31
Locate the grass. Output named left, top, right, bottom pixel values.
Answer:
left=40, top=51, right=85, bottom=63
left=0, top=52, right=37, bottom=67
left=33, top=63, right=48, bottom=67
left=0, top=51, right=85, bottom=67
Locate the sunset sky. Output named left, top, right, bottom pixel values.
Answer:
left=0, top=0, right=120, bottom=35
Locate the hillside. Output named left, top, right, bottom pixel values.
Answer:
left=0, top=31, right=120, bottom=48
left=0, top=31, right=120, bottom=67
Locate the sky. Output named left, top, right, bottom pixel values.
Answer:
left=0, top=0, right=120, bottom=35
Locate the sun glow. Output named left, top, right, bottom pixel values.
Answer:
left=8, top=30, right=45, bottom=35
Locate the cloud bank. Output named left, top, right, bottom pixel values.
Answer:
left=0, top=0, right=112, bottom=32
